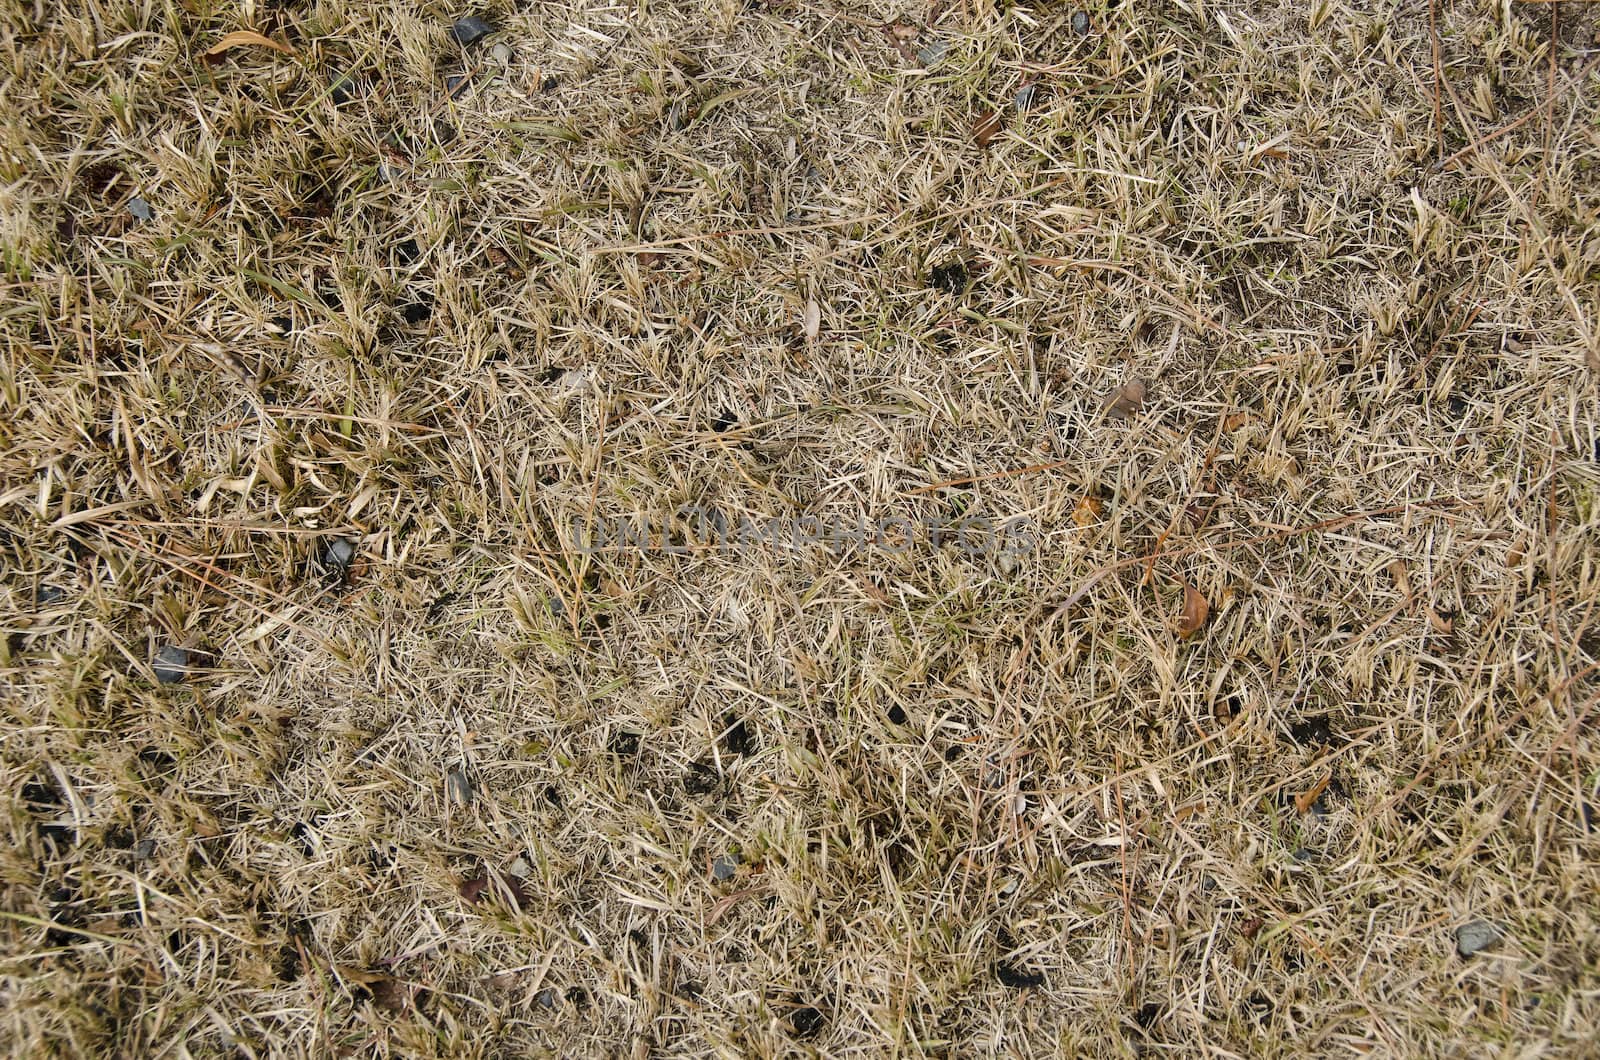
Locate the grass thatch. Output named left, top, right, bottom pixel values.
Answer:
left=3, top=0, right=1599, bottom=1054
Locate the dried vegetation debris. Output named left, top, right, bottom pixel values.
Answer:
left=1, top=0, right=1599, bottom=1055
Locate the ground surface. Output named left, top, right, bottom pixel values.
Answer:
left=3, top=0, right=1600, bottom=1056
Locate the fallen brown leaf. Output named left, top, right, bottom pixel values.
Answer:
left=1071, top=495, right=1103, bottom=527
left=459, top=871, right=531, bottom=911
left=1426, top=607, right=1456, bottom=635
left=1101, top=379, right=1146, bottom=420
left=1239, top=916, right=1263, bottom=940
left=879, top=22, right=920, bottom=61
left=1222, top=411, right=1252, bottom=432
left=202, top=30, right=296, bottom=64
left=335, top=965, right=417, bottom=1013
left=1294, top=773, right=1331, bottom=815
left=1176, top=580, right=1209, bottom=637
left=972, top=109, right=1005, bottom=148
left=366, top=975, right=413, bottom=1014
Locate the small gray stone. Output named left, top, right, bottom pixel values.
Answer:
left=917, top=38, right=948, bottom=68
left=1071, top=10, right=1091, bottom=35
left=712, top=855, right=738, bottom=881
left=134, top=838, right=157, bottom=859
left=323, top=538, right=356, bottom=577
left=491, top=42, right=511, bottom=64
left=1456, top=920, right=1500, bottom=958
left=329, top=72, right=360, bottom=105
left=153, top=645, right=190, bottom=684
left=450, top=15, right=496, bottom=47
left=446, top=765, right=474, bottom=807
left=128, top=196, right=153, bottom=222
left=1014, top=83, right=1040, bottom=112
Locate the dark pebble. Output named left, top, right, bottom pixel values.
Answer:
left=450, top=15, right=497, bottom=47
left=446, top=73, right=473, bottom=99
left=1014, top=83, right=1039, bottom=112
left=1071, top=10, right=1091, bottom=35
left=1288, top=715, right=1334, bottom=747
left=36, top=585, right=66, bottom=606
left=138, top=747, right=176, bottom=773
left=128, top=197, right=153, bottom=222
left=929, top=259, right=968, bottom=294
left=721, top=714, right=755, bottom=756
left=790, top=1005, right=825, bottom=1038
left=395, top=238, right=421, bottom=264
left=291, top=821, right=317, bottom=857
left=22, top=781, right=61, bottom=811
left=153, top=645, right=190, bottom=684
left=886, top=703, right=907, bottom=725
left=684, top=761, right=718, bottom=795
left=329, top=73, right=358, bottom=105
left=1242, top=991, right=1274, bottom=1021
left=995, top=961, right=1045, bottom=989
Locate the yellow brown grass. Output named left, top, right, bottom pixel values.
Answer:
left=2, top=0, right=1599, bottom=1055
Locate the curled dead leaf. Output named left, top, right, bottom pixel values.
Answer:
left=1294, top=773, right=1331, bottom=815
left=202, top=30, right=296, bottom=64
left=1072, top=495, right=1103, bottom=527
left=972, top=109, right=1005, bottom=148
left=1176, top=580, right=1209, bottom=637
left=1387, top=559, right=1413, bottom=605
left=1101, top=379, right=1146, bottom=420
left=1222, top=411, right=1253, bottom=432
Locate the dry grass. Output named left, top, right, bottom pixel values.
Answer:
left=3, top=0, right=1600, bottom=1055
